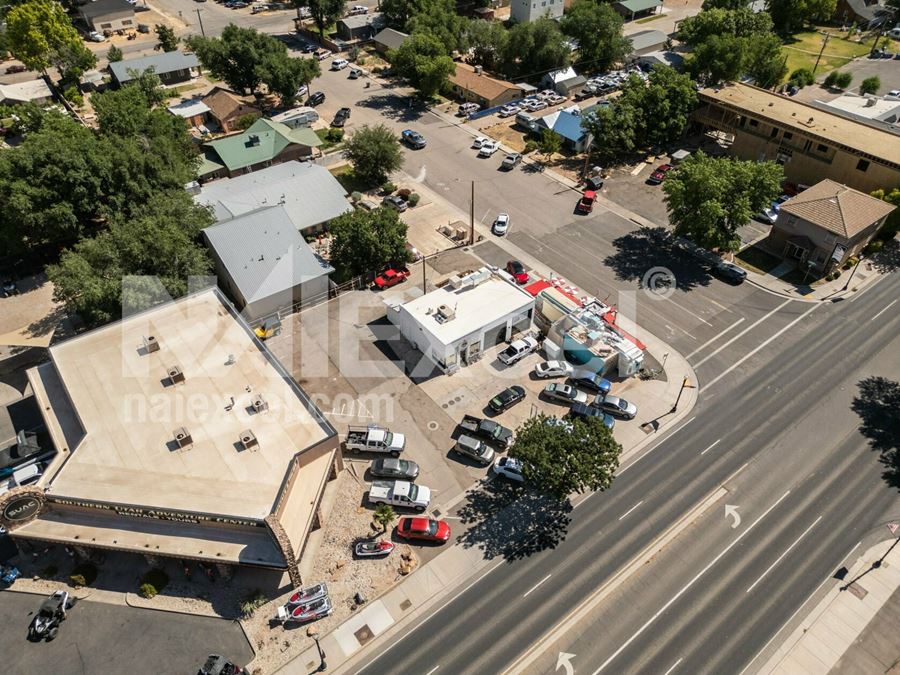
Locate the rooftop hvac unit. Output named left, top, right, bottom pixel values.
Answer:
left=252, top=394, right=268, bottom=413
left=143, top=335, right=160, bottom=354
left=240, top=429, right=259, bottom=451
left=436, top=304, right=456, bottom=322
left=167, top=365, right=185, bottom=385
left=173, top=427, right=192, bottom=448
left=447, top=275, right=462, bottom=290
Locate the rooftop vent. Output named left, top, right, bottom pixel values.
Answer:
left=173, top=427, right=192, bottom=448
left=143, top=335, right=160, bottom=354
left=252, top=394, right=268, bottom=413
left=474, top=65, right=482, bottom=75
left=240, top=429, right=258, bottom=451
left=436, top=304, right=456, bottom=322
left=248, top=134, right=260, bottom=146
left=167, top=365, right=185, bottom=385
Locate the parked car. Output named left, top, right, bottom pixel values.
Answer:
left=492, top=212, right=510, bottom=236
left=534, top=360, right=574, bottom=379
left=492, top=456, right=524, bottom=482
left=711, top=259, right=747, bottom=284
left=368, top=480, right=431, bottom=511
left=401, top=129, right=427, bottom=149
left=526, top=100, right=548, bottom=112
left=331, top=58, right=349, bottom=70
left=308, top=91, right=326, bottom=106
left=498, top=336, right=539, bottom=365
left=568, top=402, right=615, bottom=429
left=472, top=136, right=489, bottom=148
left=478, top=141, right=499, bottom=157
left=458, top=102, right=480, bottom=116
left=88, top=31, right=106, bottom=42
left=489, top=385, right=526, bottom=413
left=453, top=435, right=495, bottom=466
left=345, top=425, right=405, bottom=456
left=374, top=266, right=411, bottom=289
left=396, top=516, right=451, bottom=543
left=348, top=66, right=367, bottom=79
left=569, top=369, right=612, bottom=395
left=647, top=164, right=673, bottom=185
left=592, top=394, right=637, bottom=419
left=348, top=4, right=368, bottom=14
left=501, top=153, right=522, bottom=170
left=505, top=260, right=529, bottom=284
left=543, top=383, right=588, bottom=405
left=5, top=64, right=27, bottom=74
left=382, top=195, right=408, bottom=212
left=331, top=107, right=350, bottom=127
left=498, top=104, right=521, bottom=118
left=459, top=414, right=513, bottom=448
left=757, top=194, right=790, bottom=223
left=370, top=457, right=419, bottom=480
left=314, top=48, right=330, bottom=61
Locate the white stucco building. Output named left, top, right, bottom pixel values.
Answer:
left=511, top=0, right=564, bottom=23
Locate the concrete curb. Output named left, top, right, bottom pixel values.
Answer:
left=123, top=591, right=227, bottom=619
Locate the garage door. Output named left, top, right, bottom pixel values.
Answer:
left=482, top=321, right=508, bottom=349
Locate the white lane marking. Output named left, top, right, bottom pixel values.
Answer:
left=686, top=317, right=746, bottom=360
left=523, top=574, right=553, bottom=598
left=636, top=300, right=698, bottom=340
left=737, top=539, right=863, bottom=675
left=591, top=491, right=792, bottom=674
left=705, top=296, right=735, bottom=313
left=704, top=303, right=819, bottom=389
left=662, top=658, right=683, bottom=675
left=746, top=516, right=823, bottom=594
left=870, top=298, right=897, bottom=322
left=618, top=500, right=645, bottom=521
left=848, top=273, right=888, bottom=303
left=693, top=299, right=793, bottom=367
left=700, top=439, right=721, bottom=456
left=662, top=296, right=714, bottom=326
left=425, top=667, right=440, bottom=675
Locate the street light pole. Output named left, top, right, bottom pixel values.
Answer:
left=670, top=376, right=693, bottom=414
left=842, top=255, right=864, bottom=291
left=313, top=636, right=327, bottom=671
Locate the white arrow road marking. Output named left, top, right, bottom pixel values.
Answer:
left=746, top=516, right=823, bottom=593
left=556, top=652, right=576, bottom=675
left=725, top=505, right=741, bottom=529
left=523, top=574, right=552, bottom=598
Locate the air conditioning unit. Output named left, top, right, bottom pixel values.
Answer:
left=144, top=335, right=160, bottom=354
left=167, top=365, right=185, bottom=384
left=240, top=429, right=258, bottom=450
left=436, top=304, right=456, bottom=322
left=252, top=394, right=268, bottom=413
left=173, top=427, right=192, bottom=448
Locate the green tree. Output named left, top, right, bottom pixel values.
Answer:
left=296, top=0, right=344, bottom=42
left=465, top=18, right=508, bottom=71
left=743, top=34, right=788, bottom=88
left=236, top=112, right=261, bottom=130
left=870, top=187, right=900, bottom=239
left=47, top=191, right=214, bottom=327
left=155, top=24, right=179, bottom=52
left=621, top=65, right=698, bottom=147
left=787, top=67, right=815, bottom=88
left=107, top=44, right=124, bottom=62
left=510, top=414, right=622, bottom=498
left=678, top=7, right=772, bottom=46
left=560, top=0, right=631, bottom=72
left=859, top=76, right=880, bottom=95
left=766, top=0, right=836, bottom=33
left=663, top=151, right=784, bottom=251
left=343, top=123, right=405, bottom=186
left=499, top=18, right=570, bottom=79
left=380, top=0, right=419, bottom=28
left=327, top=207, right=410, bottom=280
left=824, top=70, right=852, bottom=89
left=702, top=0, right=751, bottom=8
left=388, top=32, right=455, bottom=99
left=406, top=0, right=468, bottom=52
left=373, top=504, right=396, bottom=532
left=5, top=0, right=96, bottom=75
left=538, top=129, right=562, bottom=162
left=581, top=99, right=641, bottom=158
left=687, top=33, right=746, bottom=84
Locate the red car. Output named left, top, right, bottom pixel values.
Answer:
left=396, top=517, right=451, bottom=543
left=647, top=164, right=673, bottom=185
left=374, top=266, right=410, bottom=289
left=576, top=190, right=596, bottom=214
left=505, top=260, right=529, bottom=284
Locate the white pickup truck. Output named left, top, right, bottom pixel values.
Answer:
left=368, top=480, right=431, bottom=512
left=345, top=425, right=406, bottom=456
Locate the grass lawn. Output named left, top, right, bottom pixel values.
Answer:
left=329, top=164, right=373, bottom=196
left=782, top=28, right=900, bottom=81
left=636, top=14, right=664, bottom=24
left=315, top=128, right=346, bottom=152
left=736, top=245, right=782, bottom=275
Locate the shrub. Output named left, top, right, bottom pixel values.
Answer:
left=139, top=583, right=158, bottom=599
left=326, top=128, right=344, bottom=143
left=350, top=191, right=363, bottom=202
left=397, top=187, right=412, bottom=199
left=524, top=139, right=539, bottom=154
left=70, top=562, right=98, bottom=586
left=240, top=590, right=268, bottom=618
left=236, top=112, right=261, bottom=130
left=70, top=574, right=87, bottom=588
left=382, top=181, right=397, bottom=194
left=348, top=46, right=360, bottom=62
left=64, top=86, right=84, bottom=108
left=788, top=68, right=815, bottom=88
left=864, top=239, right=884, bottom=254
left=357, top=54, right=367, bottom=65
left=859, top=76, right=880, bottom=96
left=823, top=71, right=840, bottom=88
left=408, top=192, right=421, bottom=206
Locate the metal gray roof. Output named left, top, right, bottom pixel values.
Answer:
left=628, top=29, right=668, bottom=53
left=203, top=205, right=334, bottom=305
left=109, top=51, right=200, bottom=84
left=194, top=161, right=352, bottom=232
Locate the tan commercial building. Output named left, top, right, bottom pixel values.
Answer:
left=0, top=288, right=340, bottom=586
left=694, top=83, right=900, bottom=194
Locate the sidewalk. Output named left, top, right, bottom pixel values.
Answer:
left=759, top=537, right=900, bottom=675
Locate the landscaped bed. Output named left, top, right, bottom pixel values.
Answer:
left=736, top=245, right=782, bottom=275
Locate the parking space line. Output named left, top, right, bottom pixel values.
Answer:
left=870, top=298, right=896, bottom=322
left=523, top=574, right=552, bottom=598
left=693, top=299, right=793, bottom=367
left=686, top=318, right=746, bottom=361
left=700, top=440, right=721, bottom=456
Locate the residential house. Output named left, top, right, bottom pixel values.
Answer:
left=834, top=0, right=887, bottom=28
left=78, top=0, right=135, bottom=33
left=541, top=67, right=586, bottom=97
left=373, top=27, right=409, bottom=55
left=635, top=50, right=684, bottom=71
left=765, top=179, right=895, bottom=271
left=336, top=13, right=385, bottom=41
left=202, top=86, right=262, bottom=133
left=0, top=79, right=53, bottom=106
left=192, top=161, right=353, bottom=236
left=614, top=0, right=662, bottom=21
left=109, top=51, right=200, bottom=87
left=535, top=108, right=592, bottom=152
left=203, top=205, right=335, bottom=320
left=167, top=98, right=210, bottom=128
left=628, top=29, right=668, bottom=56
left=510, top=0, right=564, bottom=23
left=694, top=83, right=900, bottom=193
left=198, top=118, right=322, bottom=181
left=448, top=63, right=523, bottom=109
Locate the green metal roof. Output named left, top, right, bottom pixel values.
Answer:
left=617, top=0, right=661, bottom=12
left=202, top=118, right=323, bottom=173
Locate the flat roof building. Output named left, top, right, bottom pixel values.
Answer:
left=694, top=83, right=900, bottom=194
left=386, top=268, right=535, bottom=374
left=0, top=288, right=340, bottom=585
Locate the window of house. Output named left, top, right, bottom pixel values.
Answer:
left=783, top=132, right=793, bottom=140
left=803, top=140, right=812, bottom=152
left=749, top=119, right=759, bottom=127
left=770, top=127, right=779, bottom=138
left=817, top=143, right=828, bottom=153
left=122, top=19, right=133, bottom=25
left=856, top=159, right=870, bottom=172
left=776, top=150, right=792, bottom=165
left=100, top=22, right=112, bottom=28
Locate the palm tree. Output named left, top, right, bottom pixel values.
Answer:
left=373, top=504, right=396, bottom=533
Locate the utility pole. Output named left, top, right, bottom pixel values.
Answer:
left=195, top=9, right=206, bottom=37
left=670, top=377, right=694, bottom=413
left=469, top=180, right=475, bottom=246
left=422, top=254, right=427, bottom=294
left=812, top=32, right=830, bottom=74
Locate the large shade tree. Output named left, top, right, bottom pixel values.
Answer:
left=560, top=0, right=631, bottom=72
left=327, top=208, right=410, bottom=281
left=5, top=0, right=96, bottom=77
left=343, top=123, right=405, bottom=186
left=388, top=32, right=455, bottom=99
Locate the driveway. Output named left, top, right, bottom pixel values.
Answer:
left=0, top=591, right=253, bottom=674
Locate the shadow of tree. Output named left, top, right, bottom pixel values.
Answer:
left=455, top=481, right=572, bottom=561
left=354, top=93, right=426, bottom=124
left=603, top=226, right=713, bottom=292
left=867, top=239, right=900, bottom=274
left=851, top=376, right=900, bottom=489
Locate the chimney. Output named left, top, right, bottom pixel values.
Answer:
left=173, top=427, right=192, bottom=449
left=143, top=335, right=160, bottom=354
left=167, top=365, right=185, bottom=385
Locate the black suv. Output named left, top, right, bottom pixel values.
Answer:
left=331, top=107, right=351, bottom=127
left=308, top=91, right=326, bottom=106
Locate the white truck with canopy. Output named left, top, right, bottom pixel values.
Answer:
left=345, top=425, right=406, bottom=456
